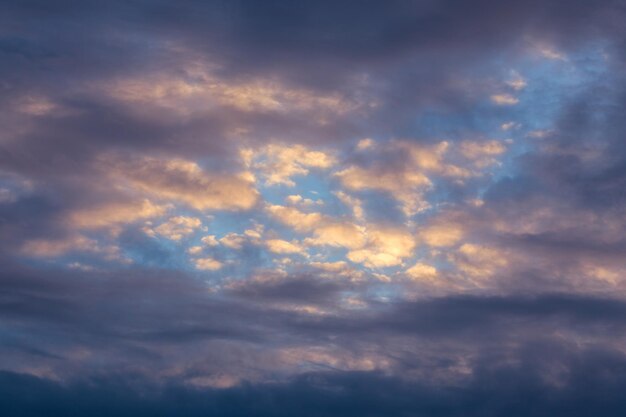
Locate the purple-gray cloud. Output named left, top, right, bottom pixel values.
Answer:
left=2, top=0, right=626, bottom=415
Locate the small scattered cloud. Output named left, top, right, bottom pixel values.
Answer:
left=266, top=239, right=307, bottom=256
left=194, top=257, right=224, bottom=271
left=490, top=93, right=519, bottom=105
left=105, top=156, right=259, bottom=212
left=247, top=144, right=336, bottom=186
left=146, top=216, right=203, bottom=241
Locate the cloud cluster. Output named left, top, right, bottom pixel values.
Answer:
left=2, top=0, right=626, bottom=414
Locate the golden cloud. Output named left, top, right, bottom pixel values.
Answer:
left=106, top=156, right=259, bottom=211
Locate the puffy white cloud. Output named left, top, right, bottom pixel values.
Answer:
left=146, top=216, right=203, bottom=241
left=419, top=223, right=464, bottom=247
left=265, top=204, right=324, bottom=232
left=244, top=228, right=263, bottom=239
left=307, top=222, right=367, bottom=249
left=285, top=194, right=304, bottom=204
left=336, top=164, right=431, bottom=215
left=219, top=233, right=249, bottom=250
left=346, top=227, right=417, bottom=268
left=257, top=140, right=509, bottom=244
left=336, top=141, right=499, bottom=216
left=194, top=257, right=224, bottom=271
left=247, top=144, right=336, bottom=186
left=335, top=191, right=365, bottom=221
left=265, top=239, right=307, bottom=256
left=187, top=246, right=204, bottom=255
left=217, top=228, right=263, bottom=250
left=201, top=235, right=219, bottom=246
left=267, top=203, right=416, bottom=268
left=267, top=203, right=366, bottom=250
left=285, top=194, right=323, bottom=207
left=406, top=262, right=439, bottom=281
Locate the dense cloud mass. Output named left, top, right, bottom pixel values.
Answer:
left=2, top=0, right=626, bottom=415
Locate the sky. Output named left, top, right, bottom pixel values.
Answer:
left=2, top=0, right=626, bottom=415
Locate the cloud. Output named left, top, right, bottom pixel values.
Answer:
left=265, top=239, right=307, bottom=256
left=506, top=72, right=527, bottom=90
left=334, top=191, right=365, bottom=221
left=187, top=246, right=203, bottom=255
left=536, top=44, right=568, bottom=61
left=346, top=226, right=416, bottom=268
left=306, top=222, right=367, bottom=250
left=194, top=257, right=223, bottom=271
left=266, top=203, right=416, bottom=267
left=265, top=204, right=324, bottom=233
left=146, top=216, right=203, bottom=241
left=247, top=144, right=336, bottom=186
left=356, top=138, right=375, bottom=151
left=459, top=140, right=506, bottom=162
left=285, top=194, right=323, bottom=207
left=201, top=235, right=220, bottom=246
left=336, top=164, right=431, bottom=215
left=406, top=262, right=439, bottom=281
left=4, top=338, right=626, bottom=416
left=20, top=234, right=121, bottom=259
left=106, top=156, right=259, bottom=212
left=335, top=140, right=505, bottom=215
left=105, top=67, right=361, bottom=115
left=6, top=312, right=625, bottom=417
left=67, top=199, right=170, bottom=230
left=2, top=0, right=626, bottom=413
left=419, top=222, right=465, bottom=248
left=310, top=261, right=349, bottom=272
left=219, top=233, right=249, bottom=250
left=490, top=94, right=519, bottom=105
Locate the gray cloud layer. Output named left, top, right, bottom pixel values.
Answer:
left=2, top=0, right=626, bottom=415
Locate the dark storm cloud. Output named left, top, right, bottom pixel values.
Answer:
left=284, top=293, right=626, bottom=344
left=0, top=0, right=622, bottom=183
left=2, top=0, right=623, bottom=113
left=3, top=343, right=626, bottom=417
left=475, top=53, right=626, bottom=290
left=0, top=259, right=264, bottom=344
left=77, top=0, right=621, bottom=83
left=225, top=273, right=356, bottom=305
left=4, top=250, right=626, bottom=412
left=3, top=250, right=626, bottom=359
